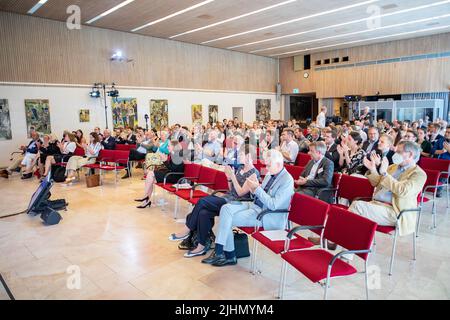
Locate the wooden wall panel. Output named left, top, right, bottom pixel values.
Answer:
left=281, top=33, right=450, bottom=98
left=0, top=12, right=278, bottom=93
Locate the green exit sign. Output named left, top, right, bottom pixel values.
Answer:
left=293, top=89, right=300, bottom=94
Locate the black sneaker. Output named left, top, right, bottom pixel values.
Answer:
left=21, top=173, right=33, bottom=180
left=178, top=236, right=195, bottom=250
left=202, top=250, right=224, bottom=264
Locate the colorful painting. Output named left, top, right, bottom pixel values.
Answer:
left=0, top=99, right=12, bottom=140
left=150, top=99, right=169, bottom=131
left=192, top=104, right=203, bottom=125
left=79, top=109, right=90, bottom=123
left=112, top=98, right=138, bottom=129
left=208, top=105, right=219, bottom=124
left=256, top=99, right=271, bottom=121
left=24, top=99, right=51, bottom=137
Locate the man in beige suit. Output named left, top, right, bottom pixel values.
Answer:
left=349, top=141, right=426, bottom=236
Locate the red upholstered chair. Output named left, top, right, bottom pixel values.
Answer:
left=417, top=169, right=441, bottom=231
left=285, top=165, right=304, bottom=185
left=419, top=157, right=450, bottom=214
left=54, top=147, right=85, bottom=167
left=295, top=153, right=311, bottom=167
left=251, top=194, right=329, bottom=278
left=332, top=174, right=374, bottom=209
left=156, top=163, right=201, bottom=193
left=173, top=166, right=217, bottom=218
left=94, top=150, right=129, bottom=184
left=280, top=206, right=377, bottom=300
left=115, top=144, right=136, bottom=151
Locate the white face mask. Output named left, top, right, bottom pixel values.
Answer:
left=392, top=153, right=404, bottom=165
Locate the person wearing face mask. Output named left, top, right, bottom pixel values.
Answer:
left=296, top=142, right=334, bottom=203
left=350, top=141, right=426, bottom=236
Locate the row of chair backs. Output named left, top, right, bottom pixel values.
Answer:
left=287, top=193, right=377, bottom=260
left=115, top=144, right=137, bottom=151
left=98, top=149, right=130, bottom=163
left=419, top=157, right=450, bottom=179
left=285, top=165, right=305, bottom=181
left=182, top=163, right=229, bottom=191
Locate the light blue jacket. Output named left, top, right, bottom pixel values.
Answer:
left=253, top=168, right=294, bottom=230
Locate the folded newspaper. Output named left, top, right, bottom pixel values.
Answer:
left=259, top=230, right=289, bottom=241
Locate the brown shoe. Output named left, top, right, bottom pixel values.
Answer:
left=308, top=237, right=321, bottom=246
left=0, top=171, right=8, bottom=179
left=327, top=242, right=337, bottom=251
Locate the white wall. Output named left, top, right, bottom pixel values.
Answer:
left=0, top=84, right=280, bottom=167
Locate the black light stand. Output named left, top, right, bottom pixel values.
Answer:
left=144, top=114, right=149, bottom=131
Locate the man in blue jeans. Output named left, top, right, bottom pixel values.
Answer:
left=202, top=150, right=294, bottom=267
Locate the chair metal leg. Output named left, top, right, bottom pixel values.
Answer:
left=365, top=260, right=369, bottom=300
left=251, top=240, right=259, bottom=275
left=413, top=232, right=417, bottom=261
left=323, top=267, right=332, bottom=300
left=389, top=229, right=399, bottom=276
left=416, top=208, right=422, bottom=238
left=432, top=193, right=437, bottom=229
left=277, top=260, right=288, bottom=300
left=447, top=183, right=449, bottom=209
left=174, top=196, right=179, bottom=219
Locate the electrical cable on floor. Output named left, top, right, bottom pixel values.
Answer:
left=0, top=273, right=15, bottom=300
left=0, top=209, right=27, bottom=219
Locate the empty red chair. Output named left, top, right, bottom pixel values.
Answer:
left=156, top=163, right=201, bottom=193
left=295, top=153, right=311, bottom=167
left=115, top=144, right=136, bottom=151
left=285, top=165, right=304, bottom=181
left=332, top=174, right=374, bottom=209
left=419, top=157, right=450, bottom=208
left=251, top=194, right=329, bottom=277
left=92, top=150, right=129, bottom=184
left=280, top=206, right=377, bottom=300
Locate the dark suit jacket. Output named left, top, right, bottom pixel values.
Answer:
left=299, top=157, right=334, bottom=194
left=325, top=143, right=340, bottom=172
left=362, top=140, right=379, bottom=154
left=101, top=136, right=116, bottom=150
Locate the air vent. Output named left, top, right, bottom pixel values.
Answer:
left=332, top=57, right=340, bottom=63
left=323, top=59, right=331, bottom=65
left=342, top=56, right=350, bottom=62
left=197, top=14, right=213, bottom=20
left=381, top=4, right=398, bottom=10
left=315, top=60, right=322, bottom=66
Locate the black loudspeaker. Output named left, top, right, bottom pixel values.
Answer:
left=304, top=54, right=311, bottom=70
left=40, top=207, right=62, bottom=226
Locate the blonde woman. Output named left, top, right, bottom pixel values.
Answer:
left=64, top=132, right=102, bottom=184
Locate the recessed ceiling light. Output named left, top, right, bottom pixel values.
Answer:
left=131, top=0, right=215, bottom=32
left=86, top=0, right=136, bottom=24
left=270, top=25, right=450, bottom=57
left=252, top=13, right=450, bottom=53
left=169, top=0, right=297, bottom=39
left=227, top=0, right=450, bottom=50
left=201, top=0, right=379, bottom=44
left=27, top=0, right=48, bottom=15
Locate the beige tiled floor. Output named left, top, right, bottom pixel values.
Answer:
left=0, top=171, right=449, bottom=300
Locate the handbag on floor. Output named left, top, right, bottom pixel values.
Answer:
left=85, top=173, right=100, bottom=188
left=233, top=230, right=250, bottom=259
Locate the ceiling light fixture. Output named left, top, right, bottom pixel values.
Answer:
left=270, top=25, right=450, bottom=57
left=86, top=0, right=136, bottom=24
left=227, top=0, right=450, bottom=49
left=132, top=0, right=215, bottom=32
left=169, top=0, right=297, bottom=39
left=201, top=0, right=379, bottom=44
left=27, top=0, right=48, bottom=15
left=251, top=13, right=450, bottom=53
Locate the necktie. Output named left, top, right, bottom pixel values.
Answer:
left=254, top=174, right=278, bottom=208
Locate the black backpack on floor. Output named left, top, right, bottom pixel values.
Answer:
left=40, top=207, right=62, bottom=226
